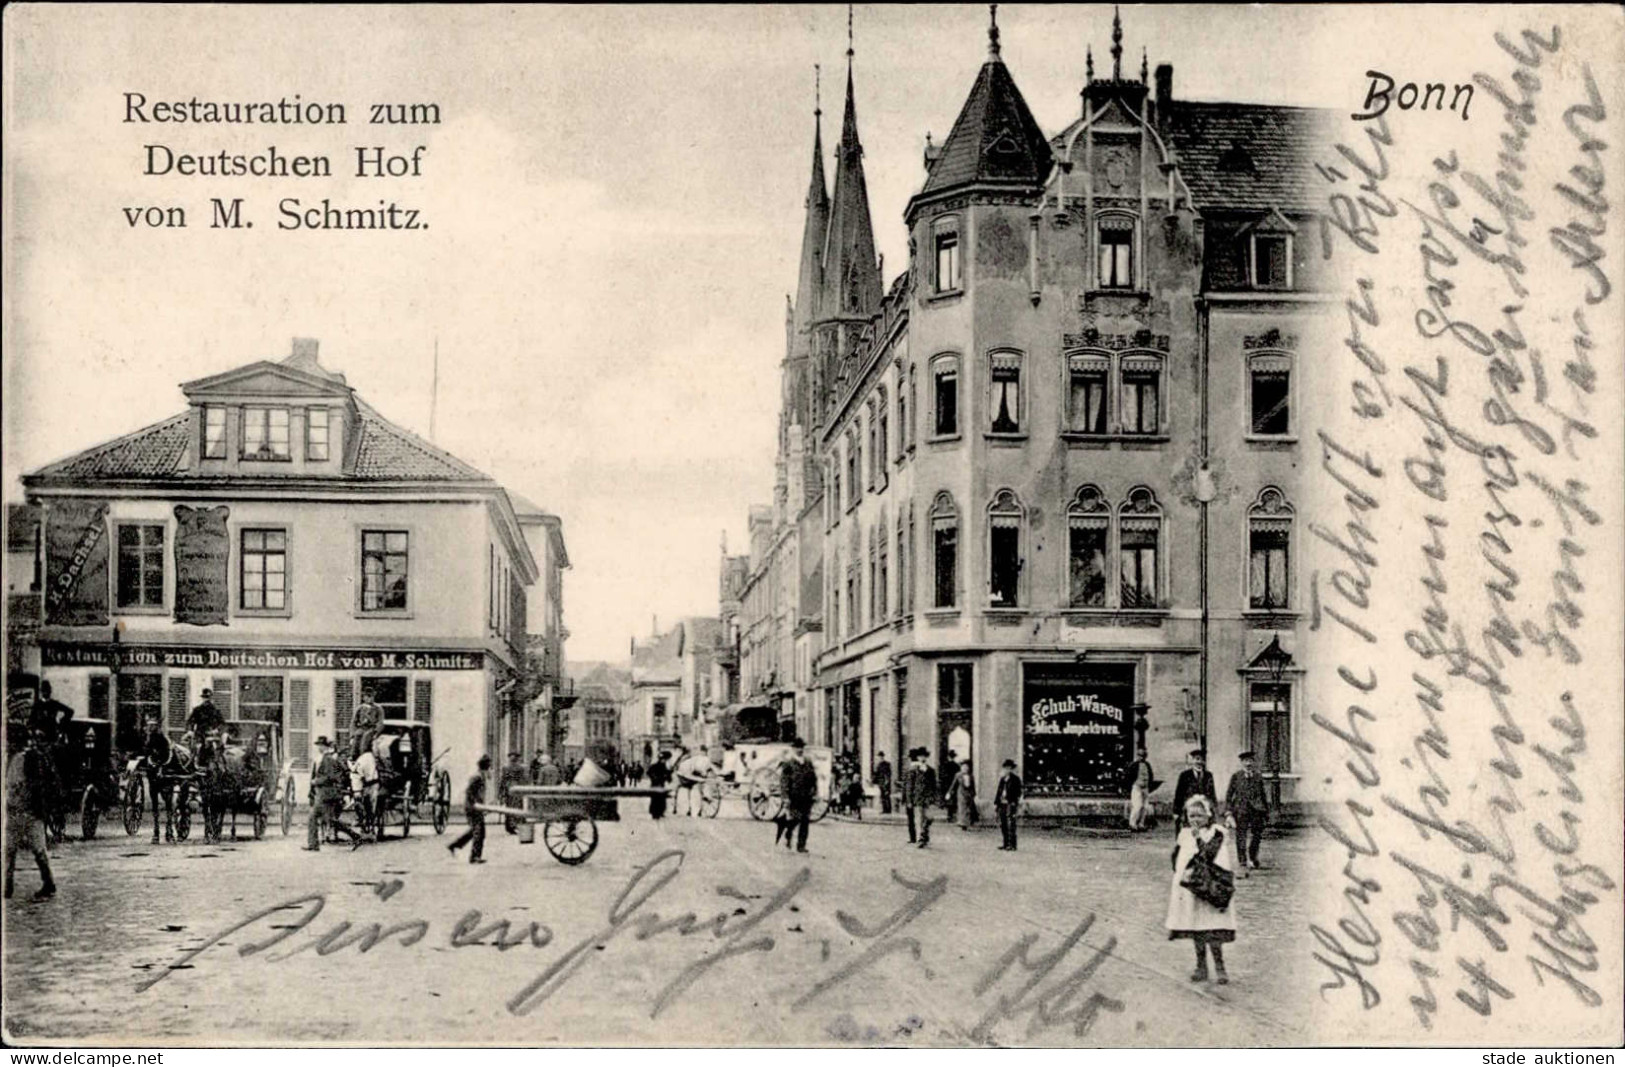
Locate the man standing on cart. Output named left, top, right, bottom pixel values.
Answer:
left=352, top=689, right=383, bottom=760
left=186, top=690, right=225, bottom=746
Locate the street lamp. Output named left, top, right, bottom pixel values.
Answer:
left=1253, top=633, right=1291, bottom=810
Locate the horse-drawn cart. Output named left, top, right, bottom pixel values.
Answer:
left=352, top=725, right=453, bottom=839
left=481, top=785, right=665, bottom=866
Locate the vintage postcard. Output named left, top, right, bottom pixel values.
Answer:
left=2, top=3, right=1621, bottom=1051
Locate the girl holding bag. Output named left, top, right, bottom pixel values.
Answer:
left=1166, top=795, right=1237, bottom=983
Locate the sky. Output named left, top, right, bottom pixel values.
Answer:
left=3, top=5, right=1397, bottom=662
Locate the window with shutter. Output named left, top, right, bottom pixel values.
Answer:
left=289, top=679, right=311, bottom=772
left=167, top=675, right=189, bottom=737
left=334, top=678, right=356, bottom=753
left=89, top=675, right=110, bottom=721
left=212, top=676, right=234, bottom=719
left=413, top=679, right=433, bottom=723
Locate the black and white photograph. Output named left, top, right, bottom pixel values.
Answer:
left=2, top=3, right=1622, bottom=1051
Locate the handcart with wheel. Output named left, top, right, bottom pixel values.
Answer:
left=479, top=784, right=668, bottom=866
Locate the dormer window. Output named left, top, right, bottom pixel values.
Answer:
left=243, top=406, right=291, bottom=460
left=307, top=407, right=330, bottom=461
left=1251, top=234, right=1292, bottom=289
left=202, top=405, right=227, bottom=459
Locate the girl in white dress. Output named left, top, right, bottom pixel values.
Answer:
left=1166, top=794, right=1238, bottom=983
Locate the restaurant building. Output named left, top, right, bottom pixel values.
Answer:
left=738, top=11, right=1335, bottom=813
left=20, top=338, right=543, bottom=797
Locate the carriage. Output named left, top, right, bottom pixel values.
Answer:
left=41, top=719, right=119, bottom=842
left=350, top=724, right=452, bottom=839
left=120, top=723, right=297, bottom=842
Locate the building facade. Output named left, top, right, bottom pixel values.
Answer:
left=740, top=11, right=1334, bottom=812
left=18, top=338, right=559, bottom=796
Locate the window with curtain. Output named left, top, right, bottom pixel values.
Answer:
left=1249, top=353, right=1292, bottom=435
left=1097, top=215, right=1135, bottom=289
left=935, top=229, right=961, bottom=292
left=202, top=406, right=227, bottom=459
left=1248, top=487, right=1293, bottom=609
left=988, top=490, right=1023, bottom=608
left=1067, top=485, right=1109, bottom=608
left=243, top=406, right=291, bottom=459
left=989, top=352, right=1022, bottom=434
left=1067, top=354, right=1109, bottom=434
left=1120, top=355, right=1162, bottom=435
left=116, top=523, right=165, bottom=609
left=1118, top=488, right=1161, bottom=608
left=933, top=356, right=959, bottom=437
left=931, top=492, right=958, bottom=609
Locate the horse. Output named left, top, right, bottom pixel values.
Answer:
left=197, top=732, right=267, bottom=842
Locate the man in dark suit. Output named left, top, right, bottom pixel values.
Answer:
left=779, top=739, right=819, bottom=854
left=1224, top=750, right=1271, bottom=873
left=447, top=755, right=491, bottom=863
left=1170, top=748, right=1217, bottom=836
left=305, top=736, right=361, bottom=851
left=872, top=752, right=893, bottom=815
left=901, top=748, right=938, bottom=847
left=142, top=714, right=175, bottom=844
left=994, top=758, right=1023, bottom=851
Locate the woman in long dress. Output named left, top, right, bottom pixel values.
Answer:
left=1166, top=794, right=1237, bottom=983
left=952, top=760, right=976, bottom=830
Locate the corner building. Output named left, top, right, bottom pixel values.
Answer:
left=22, top=339, right=547, bottom=798
left=753, top=11, right=1336, bottom=815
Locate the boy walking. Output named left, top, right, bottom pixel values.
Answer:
left=448, top=755, right=491, bottom=863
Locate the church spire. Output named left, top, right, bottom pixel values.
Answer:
left=1111, top=5, right=1123, bottom=80
left=790, top=66, right=831, bottom=356
left=821, top=5, right=882, bottom=323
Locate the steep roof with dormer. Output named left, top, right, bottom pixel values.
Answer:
left=918, top=30, right=1053, bottom=200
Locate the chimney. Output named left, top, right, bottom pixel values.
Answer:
left=1155, top=64, right=1173, bottom=114
left=288, top=336, right=320, bottom=369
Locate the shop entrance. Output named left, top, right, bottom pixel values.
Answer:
left=1022, top=662, right=1137, bottom=795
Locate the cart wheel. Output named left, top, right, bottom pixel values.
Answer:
left=254, top=806, right=267, bottom=840
left=122, top=776, right=144, bottom=836
left=432, top=769, right=451, bottom=834
left=432, top=799, right=448, bottom=834
left=400, top=803, right=412, bottom=837
left=810, top=798, right=831, bottom=823
left=280, top=780, right=294, bottom=836
left=543, top=816, right=598, bottom=865
left=81, top=785, right=100, bottom=841
left=698, top=780, right=722, bottom=819
left=747, top=787, right=782, bottom=822
left=175, top=799, right=192, bottom=841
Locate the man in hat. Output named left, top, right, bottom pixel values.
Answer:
left=306, top=736, right=361, bottom=851
left=352, top=688, right=383, bottom=759
left=28, top=681, right=74, bottom=747
left=871, top=750, right=893, bottom=815
left=994, top=758, right=1023, bottom=851
left=499, top=751, right=528, bottom=834
left=779, top=738, right=818, bottom=853
left=1171, top=748, right=1217, bottom=837
left=901, top=748, right=938, bottom=847
left=187, top=689, right=225, bottom=745
left=1224, top=750, right=1271, bottom=874
left=447, top=755, right=491, bottom=863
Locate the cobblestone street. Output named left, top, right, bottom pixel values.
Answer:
left=4, top=804, right=1315, bottom=1046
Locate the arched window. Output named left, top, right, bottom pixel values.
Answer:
left=987, top=489, right=1024, bottom=608
left=905, top=364, right=917, bottom=446
left=876, top=506, right=889, bottom=621
left=867, top=524, right=878, bottom=627
left=930, top=491, right=959, bottom=610
left=1248, top=352, right=1293, bottom=437
left=988, top=350, right=1024, bottom=435
left=1067, top=484, right=1110, bottom=607
left=896, top=509, right=908, bottom=618
left=931, top=354, right=960, bottom=438
left=828, top=457, right=841, bottom=525
left=1118, top=487, right=1162, bottom=608
left=1096, top=212, right=1137, bottom=289
left=865, top=400, right=879, bottom=485
left=1248, top=487, right=1293, bottom=609
left=845, top=429, right=860, bottom=507
left=875, top=386, right=889, bottom=473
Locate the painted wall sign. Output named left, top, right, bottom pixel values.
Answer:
left=44, top=499, right=110, bottom=626
left=1022, top=663, right=1136, bottom=796
left=173, top=504, right=230, bottom=626
left=41, top=642, right=485, bottom=672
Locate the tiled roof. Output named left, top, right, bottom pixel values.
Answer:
left=25, top=400, right=495, bottom=484
left=921, top=58, right=1053, bottom=196
left=27, top=414, right=191, bottom=481
left=350, top=400, right=493, bottom=482
left=1167, top=102, right=1334, bottom=213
